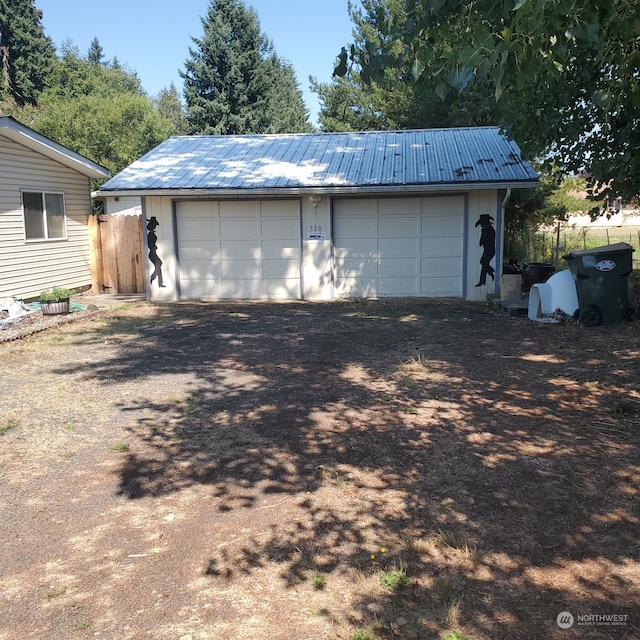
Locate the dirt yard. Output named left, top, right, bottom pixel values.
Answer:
left=0, top=298, right=638, bottom=640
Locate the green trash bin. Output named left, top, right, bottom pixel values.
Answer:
left=563, top=242, right=634, bottom=326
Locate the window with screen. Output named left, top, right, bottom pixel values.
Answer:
left=22, top=191, right=66, bottom=240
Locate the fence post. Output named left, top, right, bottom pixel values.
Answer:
left=88, top=215, right=104, bottom=293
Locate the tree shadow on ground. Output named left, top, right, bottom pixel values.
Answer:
left=55, top=300, right=640, bottom=639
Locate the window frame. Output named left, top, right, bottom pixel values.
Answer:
left=21, top=190, right=68, bottom=242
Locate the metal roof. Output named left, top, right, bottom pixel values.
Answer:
left=0, top=116, right=110, bottom=179
left=98, top=127, right=538, bottom=196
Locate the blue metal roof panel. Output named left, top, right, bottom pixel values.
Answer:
left=100, top=127, right=538, bottom=192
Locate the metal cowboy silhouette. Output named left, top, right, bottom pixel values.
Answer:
left=147, top=217, right=165, bottom=288
left=475, top=214, right=496, bottom=287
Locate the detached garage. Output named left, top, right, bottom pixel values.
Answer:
left=97, top=128, right=538, bottom=302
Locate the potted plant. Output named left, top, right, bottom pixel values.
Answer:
left=39, top=286, right=76, bottom=316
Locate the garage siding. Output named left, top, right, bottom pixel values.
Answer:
left=333, top=196, right=464, bottom=297
left=177, top=200, right=301, bottom=299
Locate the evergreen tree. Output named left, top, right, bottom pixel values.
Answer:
left=0, top=0, right=55, bottom=106
left=258, top=54, right=313, bottom=133
left=181, top=0, right=311, bottom=134
left=317, top=0, right=503, bottom=132
left=87, top=37, right=105, bottom=65
left=155, top=83, right=187, bottom=135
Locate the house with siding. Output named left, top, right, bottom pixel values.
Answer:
left=0, top=116, right=110, bottom=300
left=98, top=127, right=538, bottom=302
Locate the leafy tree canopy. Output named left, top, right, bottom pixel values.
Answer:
left=11, top=47, right=178, bottom=180
left=335, top=0, right=640, bottom=202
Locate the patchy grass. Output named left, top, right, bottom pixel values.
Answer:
left=378, top=564, right=410, bottom=591
left=432, top=575, right=465, bottom=608
left=442, top=632, right=471, bottom=640
left=611, top=399, right=636, bottom=415
left=310, top=574, right=326, bottom=590
left=351, top=629, right=377, bottom=640
left=0, top=419, right=18, bottom=436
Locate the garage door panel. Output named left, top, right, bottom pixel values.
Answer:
left=221, top=239, right=261, bottom=257
left=420, top=277, right=461, bottom=296
left=334, top=199, right=376, bottom=214
left=421, top=236, right=462, bottom=257
left=378, top=258, right=417, bottom=278
left=378, top=278, right=418, bottom=295
left=334, top=216, right=375, bottom=238
left=422, top=196, right=465, bottom=214
left=262, top=239, right=300, bottom=260
left=378, top=199, right=418, bottom=215
left=379, top=237, right=418, bottom=256
left=378, top=216, right=417, bottom=236
left=262, top=259, right=300, bottom=278
left=220, top=201, right=259, bottom=217
left=335, top=258, right=377, bottom=278
left=421, top=255, right=463, bottom=276
left=260, top=200, right=299, bottom=218
left=217, top=279, right=263, bottom=299
left=180, top=201, right=220, bottom=217
left=335, top=277, right=377, bottom=298
left=180, top=277, right=220, bottom=299
left=180, top=261, right=221, bottom=278
left=180, top=218, right=220, bottom=239
left=262, top=278, right=306, bottom=299
left=334, top=238, right=376, bottom=257
left=180, top=260, right=221, bottom=280
left=421, top=214, right=462, bottom=236
left=221, top=259, right=262, bottom=278
left=220, top=218, right=260, bottom=239
left=179, top=241, right=220, bottom=260
left=261, top=218, right=299, bottom=239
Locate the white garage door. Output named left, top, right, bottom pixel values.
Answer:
left=177, top=200, right=301, bottom=299
left=334, top=196, right=464, bottom=297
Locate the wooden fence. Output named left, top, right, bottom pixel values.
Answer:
left=89, top=215, right=146, bottom=294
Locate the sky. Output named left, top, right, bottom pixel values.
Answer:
left=37, top=0, right=359, bottom=127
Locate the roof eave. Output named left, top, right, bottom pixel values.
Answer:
left=0, top=116, right=111, bottom=179
left=96, top=180, right=540, bottom=199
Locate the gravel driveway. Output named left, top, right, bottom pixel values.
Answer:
left=1, top=298, right=638, bottom=640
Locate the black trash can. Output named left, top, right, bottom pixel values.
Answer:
left=523, top=262, right=556, bottom=292
left=563, top=242, right=634, bottom=326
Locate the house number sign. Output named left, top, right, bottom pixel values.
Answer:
left=308, top=225, right=325, bottom=242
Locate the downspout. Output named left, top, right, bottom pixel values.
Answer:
left=498, top=188, right=512, bottom=297
left=141, top=197, right=151, bottom=303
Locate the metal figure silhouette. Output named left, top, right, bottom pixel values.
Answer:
left=147, top=217, right=165, bottom=288
left=475, top=214, right=496, bottom=287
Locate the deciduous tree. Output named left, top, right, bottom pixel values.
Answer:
left=16, top=46, right=177, bottom=179
left=335, top=0, right=640, bottom=202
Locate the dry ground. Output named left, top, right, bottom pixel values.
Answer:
left=0, top=298, right=638, bottom=640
